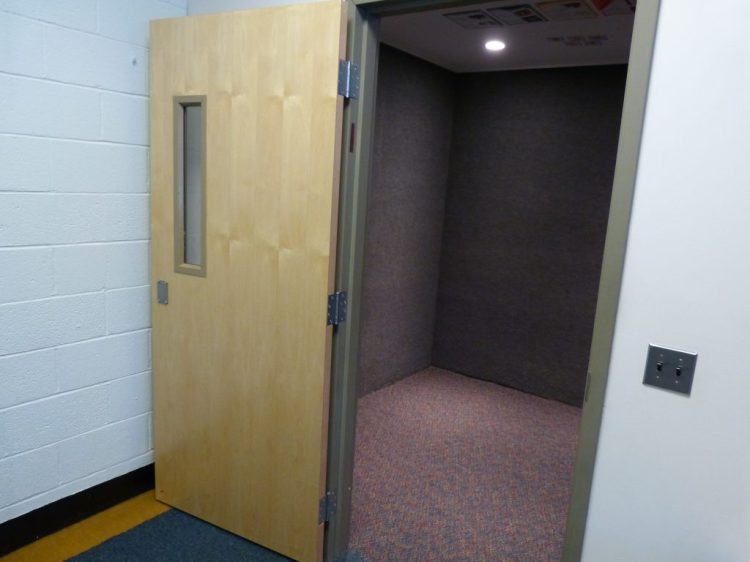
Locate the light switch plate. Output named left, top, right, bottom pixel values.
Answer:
left=643, top=344, right=697, bottom=396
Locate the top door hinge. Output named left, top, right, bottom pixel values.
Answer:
left=319, top=490, right=337, bottom=524
left=338, top=60, right=360, bottom=100
left=327, top=291, right=347, bottom=326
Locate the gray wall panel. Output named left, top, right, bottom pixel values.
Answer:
left=432, top=66, right=627, bottom=406
left=357, top=45, right=455, bottom=397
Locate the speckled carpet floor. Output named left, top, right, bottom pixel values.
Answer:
left=348, top=368, right=581, bottom=562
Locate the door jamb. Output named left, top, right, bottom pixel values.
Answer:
left=560, top=2, right=661, bottom=559
left=326, top=1, right=662, bottom=560
left=324, top=4, right=380, bottom=560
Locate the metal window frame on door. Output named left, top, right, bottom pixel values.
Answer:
left=173, top=94, right=208, bottom=277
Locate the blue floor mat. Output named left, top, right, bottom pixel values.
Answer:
left=69, top=509, right=292, bottom=561
left=69, top=509, right=371, bottom=562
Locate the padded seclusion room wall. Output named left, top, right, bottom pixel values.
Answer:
left=357, top=45, right=455, bottom=397
left=432, top=66, right=627, bottom=406
left=359, top=45, right=626, bottom=405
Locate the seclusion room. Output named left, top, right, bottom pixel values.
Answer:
left=347, top=2, right=635, bottom=560
left=3, top=0, right=746, bottom=561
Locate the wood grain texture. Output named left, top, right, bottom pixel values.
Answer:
left=149, top=4, right=346, bottom=561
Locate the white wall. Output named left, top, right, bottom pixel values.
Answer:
left=0, top=0, right=186, bottom=523
left=583, top=0, right=750, bottom=560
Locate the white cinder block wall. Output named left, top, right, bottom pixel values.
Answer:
left=0, top=0, right=186, bottom=523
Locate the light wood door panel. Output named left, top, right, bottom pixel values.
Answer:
left=149, top=4, right=346, bottom=561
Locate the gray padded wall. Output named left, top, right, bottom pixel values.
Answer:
left=357, top=45, right=455, bottom=397
left=432, top=66, right=628, bottom=406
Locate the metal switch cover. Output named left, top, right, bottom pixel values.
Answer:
left=643, top=344, right=697, bottom=396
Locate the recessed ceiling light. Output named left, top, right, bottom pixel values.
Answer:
left=485, top=39, right=506, bottom=52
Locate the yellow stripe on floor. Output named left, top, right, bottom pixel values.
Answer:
left=2, top=491, right=170, bottom=562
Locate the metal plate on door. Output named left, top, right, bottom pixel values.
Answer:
left=157, top=280, right=169, bottom=305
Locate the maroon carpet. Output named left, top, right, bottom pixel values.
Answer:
left=349, top=368, right=581, bottom=562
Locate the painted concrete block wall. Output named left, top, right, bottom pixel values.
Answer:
left=582, top=0, right=750, bottom=559
left=0, top=0, right=186, bottom=523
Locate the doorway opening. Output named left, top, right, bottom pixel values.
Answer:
left=330, top=1, right=650, bottom=560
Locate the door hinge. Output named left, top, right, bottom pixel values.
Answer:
left=584, top=371, right=592, bottom=402
left=157, top=280, right=169, bottom=305
left=338, top=60, right=360, bottom=100
left=318, top=490, right=337, bottom=524
left=327, top=291, right=348, bottom=326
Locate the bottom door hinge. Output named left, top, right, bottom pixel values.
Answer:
left=319, top=490, right=337, bottom=524
left=327, top=291, right=348, bottom=326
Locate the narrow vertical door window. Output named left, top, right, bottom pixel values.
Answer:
left=174, top=96, right=206, bottom=276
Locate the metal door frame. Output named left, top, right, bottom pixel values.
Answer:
left=326, top=1, right=662, bottom=559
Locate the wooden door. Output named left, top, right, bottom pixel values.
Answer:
left=149, top=4, right=346, bottom=561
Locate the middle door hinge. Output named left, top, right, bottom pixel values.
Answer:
left=327, top=291, right=348, bottom=326
left=318, top=490, right=337, bottom=524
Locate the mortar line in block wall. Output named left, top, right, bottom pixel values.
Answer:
left=0, top=285, right=150, bottom=308
left=0, top=9, right=156, bottom=50
left=0, top=328, right=151, bottom=366
left=0, top=131, right=149, bottom=149
left=0, top=410, right=153, bottom=463
left=0, top=190, right=150, bottom=195
left=0, top=239, right=151, bottom=251
left=0, top=450, right=155, bottom=523
left=0, top=240, right=150, bottom=252
left=0, top=70, right=150, bottom=100
left=0, top=372, right=153, bottom=421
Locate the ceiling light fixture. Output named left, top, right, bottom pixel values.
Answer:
left=485, top=39, right=506, bottom=52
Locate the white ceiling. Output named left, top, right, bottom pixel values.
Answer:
left=379, top=0, right=636, bottom=73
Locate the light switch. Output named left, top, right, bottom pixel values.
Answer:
left=643, top=344, right=697, bottom=396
